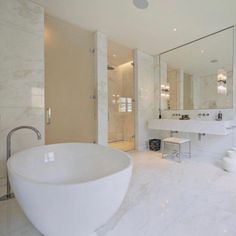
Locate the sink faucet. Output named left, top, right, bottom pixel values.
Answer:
left=0, top=126, right=41, bottom=201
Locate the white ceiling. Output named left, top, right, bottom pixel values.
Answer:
left=108, top=40, right=133, bottom=67
left=33, top=0, right=236, bottom=55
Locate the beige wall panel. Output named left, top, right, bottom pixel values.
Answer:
left=45, top=15, right=95, bottom=144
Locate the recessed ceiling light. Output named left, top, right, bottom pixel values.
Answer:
left=173, top=28, right=177, bottom=32
left=112, top=54, right=117, bottom=58
left=201, top=49, right=204, bottom=54
left=133, top=0, right=149, bottom=9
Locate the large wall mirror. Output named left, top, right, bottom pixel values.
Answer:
left=160, top=27, right=234, bottom=110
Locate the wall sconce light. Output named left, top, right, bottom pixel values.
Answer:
left=217, top=69, right=227, bottom=95
left=161, top=84, right=170, bottom=98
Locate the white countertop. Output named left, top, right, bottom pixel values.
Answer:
left=148, top=119, right=234, bottom=135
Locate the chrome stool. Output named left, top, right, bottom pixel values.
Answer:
left=162, top=137, right=191, bottom=162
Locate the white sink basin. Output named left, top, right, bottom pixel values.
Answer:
left=148, top=119, right=234, bottom=135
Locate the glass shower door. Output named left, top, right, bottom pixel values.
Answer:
left=108, top=62, right=135, bottom=151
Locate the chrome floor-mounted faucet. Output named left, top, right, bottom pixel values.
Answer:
left=0, top=126, right=42, bottom=201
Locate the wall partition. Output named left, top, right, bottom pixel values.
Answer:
left=0, top=0, right=45, bottom=184
left=45, top=15, right=96, bottom=144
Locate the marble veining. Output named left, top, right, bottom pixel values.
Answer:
left=1, top=151, right=236, bottom=236
left=134, top=50, right=155, bottom=151
left=95, top=31, right=108, bottom=145
left=0, top=0, right=44, bottom=180
left=0, top=0, right=44, bottom=34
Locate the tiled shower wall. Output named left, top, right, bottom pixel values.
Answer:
left=0, top=0, right=45, bottom=182
left=108, top=67, right=124, bottom=142
left=108, top=62, right=134, bottom=143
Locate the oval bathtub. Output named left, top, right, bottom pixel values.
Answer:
left=7, top=143, right=133, bottom=236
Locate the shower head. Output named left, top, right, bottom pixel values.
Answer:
left=107, top=65, right=115, bottom=70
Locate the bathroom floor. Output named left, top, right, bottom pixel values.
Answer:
left=109, top=140, right=135, bottom=152
left=0, top=151, right=236, bottom=236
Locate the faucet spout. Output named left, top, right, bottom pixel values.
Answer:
left=7, top=126, right=42, bottom=159
left=0, top=126, right=42, bottom=201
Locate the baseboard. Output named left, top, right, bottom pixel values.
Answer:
left=136, top=145, right=148, bottom=151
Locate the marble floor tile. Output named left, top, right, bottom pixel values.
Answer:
left=0, top=198, right=29, bottom=235
left=0, top=151, right=236, bottom=236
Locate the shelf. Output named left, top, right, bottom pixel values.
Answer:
left=148, top=119, right=234, bottom=135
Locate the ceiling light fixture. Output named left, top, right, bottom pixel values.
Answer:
left=161, top=84, right=170, bottom=98
left=173, top=28, right=177, bottom=32
left=217, top=69, right=227, bottom=95
left=133, top=0, right=149, bottom=9
left=201, top=49, right=204, bottom=54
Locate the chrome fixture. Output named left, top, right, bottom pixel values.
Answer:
left=133, top=0, right=149, bottom=9
left=107, top=65, right=115, bottom=70
left=170, top=131, right=178, bottom=137
left=0, top=126, right=41, bottom=201
left=46, top=107, right=52, bottom=125
left=172, top=113, right=181, bottom=117
left=197, top=113, right=210, bottom=118
left=179, top=114, right=190, bottom=120
left=198, top=133, right=206, bottom=141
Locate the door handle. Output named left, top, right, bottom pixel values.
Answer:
left=46, top=107, right=52, bottom=124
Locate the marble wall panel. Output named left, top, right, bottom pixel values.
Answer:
left=0, top=0, right=44, bottom=181
left=134, top=50, right=155, bottom=150
left=95, top=31, right=108, bottom=145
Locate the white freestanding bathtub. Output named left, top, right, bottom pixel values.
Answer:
left=7, top=143, right=132, bottom=236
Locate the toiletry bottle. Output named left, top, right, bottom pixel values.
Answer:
left=159, top=109, right=162, bottom=119
left=217, top=111, right=222, bottom=121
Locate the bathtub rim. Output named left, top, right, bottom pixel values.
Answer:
left=7, top=142, right=133, bottom=187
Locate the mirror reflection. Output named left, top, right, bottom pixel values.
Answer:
left=160, top=27, right=234, bottom=110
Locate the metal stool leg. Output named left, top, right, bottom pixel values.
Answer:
left=162, top=141, right=165, bottom=158
left=189, top=141, right=191, bottom=158
left=178, top=143, right=181, bottom=162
